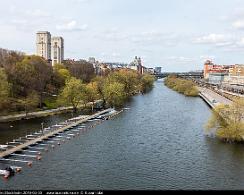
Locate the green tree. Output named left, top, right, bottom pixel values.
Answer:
left=17, top=91, right=39, bottom=117
left=103, top=81, right=126, bottom=108
left=22, top=55, right=52, bottom=108
left=53, top=63, right=66, bottom=71
left=1, top=50, right=24, bottom=74
left=92, top=76, right=106, bottom=108
left=84, top=82, right=99, bottom=111
left=64, top=60, right=95, bottom=82
left=58, top=77, right=86, bottom=113
left=11, top=60, right=36, bottom=97
left=11, top=55, right=52, bottom=107
left=57, top=69, right=71, bottom=80
left=0, top=68, right=10, bottom=108
left=109, top=69, right=140, bottom=97
left=140, top=74, right=155, bottom=93
left=205, top=98, right=244, bottom=143
left=53, top=63, right=70, bottom=80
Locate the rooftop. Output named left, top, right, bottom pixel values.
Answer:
left=36, top=31, right=51, bottom=34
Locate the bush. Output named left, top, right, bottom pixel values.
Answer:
left=205, top=98, right=244, bottom=143
left=43, top=97, right=58, bottom=109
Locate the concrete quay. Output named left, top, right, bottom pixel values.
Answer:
left=198, top=87, right=233, bottom=109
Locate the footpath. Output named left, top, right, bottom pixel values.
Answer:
left=0, top=100, right=102, bottom=123
left=198, top=87, right=233, bottom=109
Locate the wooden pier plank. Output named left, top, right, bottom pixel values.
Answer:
left=0, top=109, right=112, bottom=158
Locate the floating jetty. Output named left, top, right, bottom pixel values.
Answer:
left=0, top=108, right=123, bottom=179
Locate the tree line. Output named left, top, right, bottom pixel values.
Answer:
left=164, top=75, right=199, bottom=97
left=58, top=68, right=155, bottom=112
left=0, top=48, right=155, bottom=115
left=0, top=49, right=94, bottom=115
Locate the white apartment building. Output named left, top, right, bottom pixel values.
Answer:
left=36, top=31, right=51, bottom=61
left=51, top=37, right=64, bottom=66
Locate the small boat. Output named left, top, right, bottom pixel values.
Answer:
left=0, top=169, right=10, bottom=178
left=26, top=135, right=37, bottom=138
left=87, top=119, right=96, bottom=122
left=0, top=145, right=8, bottom=149
left=52, top=124, right=64, bottom=128
left=0, top=166, right=15, bottom=178
left=10, top=166, right=22, bottom=173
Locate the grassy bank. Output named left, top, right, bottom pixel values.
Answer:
left=164, top=76, right=199, bottom=97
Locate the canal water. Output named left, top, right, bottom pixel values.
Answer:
left=1, top=80, right=244, bottom=190
left=0, top=111, right=92, bottom=145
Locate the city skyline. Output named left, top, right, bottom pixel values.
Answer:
left=2, top=0, right=244, bottom=71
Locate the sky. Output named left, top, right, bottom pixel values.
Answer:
left=1, top=0, right=244, bottom=72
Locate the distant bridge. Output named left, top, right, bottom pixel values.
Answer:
left=152, top=72, right=204, bottom=79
